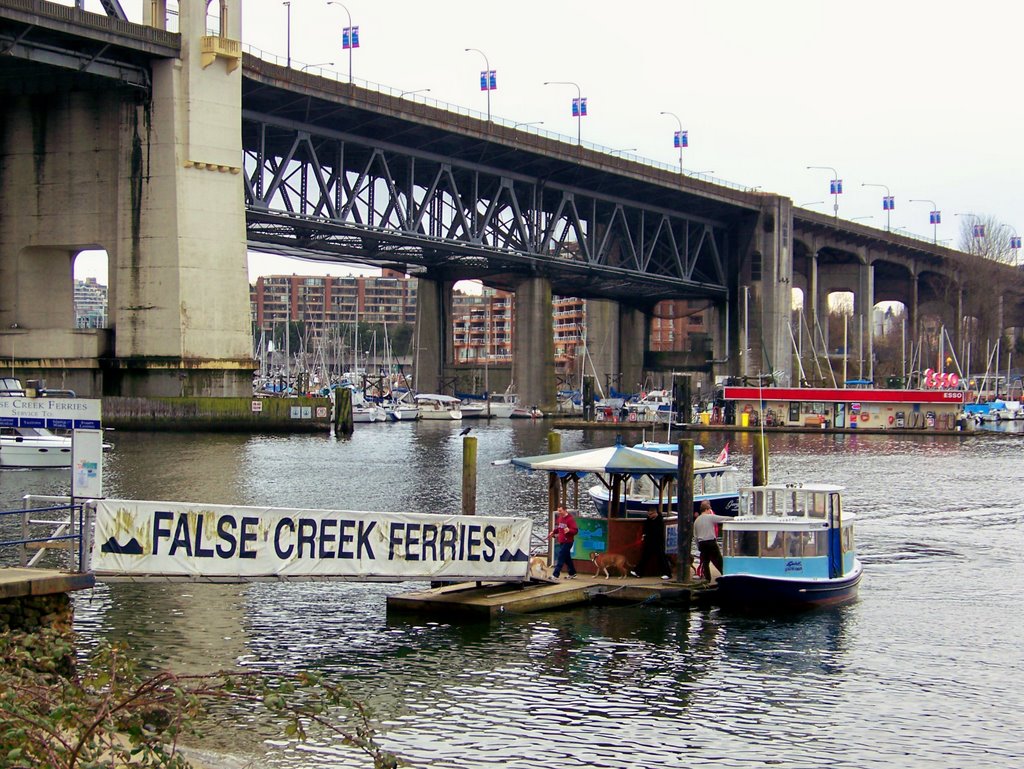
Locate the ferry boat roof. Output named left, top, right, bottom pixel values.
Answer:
left=723, top=386, right=964, bottom=404
left=512, top=444, right=728, bottom=477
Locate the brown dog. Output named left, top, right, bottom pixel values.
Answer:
left=528, top=555, right=551, bottom=580
left=590, top=551, right=635, bottom=580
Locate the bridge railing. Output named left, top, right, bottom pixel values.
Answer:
left=241, top=43, right=755, bottom=194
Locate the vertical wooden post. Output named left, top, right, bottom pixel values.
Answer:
left=461, top=435, right=478, bottom=516
left=676, top=439, right=695, bottom=582
left=336, top=387, right=354, bottom=436
left=583, top=375, right=595, bottom=421
left=753, top=433, right=769, bottom=486
left=547, top=431, right=561, bottom=561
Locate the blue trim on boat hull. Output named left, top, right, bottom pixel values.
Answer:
left=714, top=562, right=862, bottom=610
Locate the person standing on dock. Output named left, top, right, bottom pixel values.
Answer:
left=694, top=500, right=730, bottom=583
left=549, top=506, right=579, bottom=579
left=639, top=510, right=672, bottom=580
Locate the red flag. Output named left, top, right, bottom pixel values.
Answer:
left=715, top=442, right=730, bottom=464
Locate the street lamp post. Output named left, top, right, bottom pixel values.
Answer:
left=327, top=2, right=357, bottom=84
left=955, top=212, right=985, bottom=254
left=1000, top=223, right=1021, bottom=267
left=806, top=166, right=841, bottom=219
left=282, top=1, right=291, bottom=68
left=544, top=81, right=584, bottom=145
left=512, top=120, right=544, bottom=130
left=609, top=148, right=637, bottom=156
left=399, top=88, right=431, bottom=98
left=660, top=111, right=686, bottom=174
left=300, top=62, right=335, bottom=72
left=465, top=48, right=494, bottom=121
left=908, top=199, right=940, bottom=244
left=861, top=182, right=893, bottom=231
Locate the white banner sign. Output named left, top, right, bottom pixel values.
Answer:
left=72, top=429, right=104, bottom=498
left=90, top=499, right=533, bottom=581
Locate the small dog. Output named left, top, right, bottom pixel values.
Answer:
left=528, top=555, right=551, bottom=580
left=590, top=551, right=635, bottom=580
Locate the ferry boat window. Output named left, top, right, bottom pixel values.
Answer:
left=842, top=525, right=854, bottom=553
left=726, top=530, right=759, bottom=557
left=785, top=531, right=804, bottom=557
left=762, top=529, right=784, bottom=557
left=808, top=493, right=828, bottom=518
left=801, top=530, right=827, bottom=557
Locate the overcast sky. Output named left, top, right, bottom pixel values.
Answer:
left=77, top=0, right=1024, bottom=282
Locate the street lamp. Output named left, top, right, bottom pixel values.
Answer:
left=799, top=201, right=825, bottom=208
left=609, top=148, right=637, bottom=156
left=513, top=120, right=544, bottom=129
left=544, top=81, right=585, bottom=145
left=465, top=48, right=495, bottom=121
left=806, top=166, right=841, bottom=218
left=282, top=1, right=291, bottom=68
left=399, top=88, right=431, bottom=98
left=909, top=199, right=940, bottom=244
left=300, top=62, right=334, bottom=72
left=955, top=212, right=985, bottom=253
left=660, top=111, right=686, bottom=174
left=1000, top=223, right=1022, bottom=267
left=861, top=182, right=893, bottom=231
left=852, top=215, right=874, bottom=222
left=327, top=2, right=357, bottom=84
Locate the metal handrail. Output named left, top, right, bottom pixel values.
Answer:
left=0, top=500, right=85, bottom=571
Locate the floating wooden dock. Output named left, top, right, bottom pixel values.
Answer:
left=0, top=567, right=95, bottom=599
left=387, top=575, right=716, bottom=618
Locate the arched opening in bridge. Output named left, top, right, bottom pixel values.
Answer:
left=73, top=250, right=109, bottom=329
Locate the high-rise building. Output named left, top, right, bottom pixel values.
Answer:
left=74, top=277, right=107, bottom=328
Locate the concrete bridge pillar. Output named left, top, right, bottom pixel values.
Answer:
left=619, top=306, right=648, bottom=395
left=413, top=276, right=454, bottom=393
left=0, top=0, right=252, bottom=397
left=855, top=255, right=875, bottom=382
left=512, top=276, right=556, bottom=412
left=748, top=196, right=794, bottom=384
left=583, top=298, right=620, bottom=398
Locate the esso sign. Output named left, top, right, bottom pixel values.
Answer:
left=923, top=368, right=960, bottom=389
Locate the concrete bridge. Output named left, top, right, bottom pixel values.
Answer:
left=1, top=0, right=1021, bottom=407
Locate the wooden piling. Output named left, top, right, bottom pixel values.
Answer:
left=546, top=431, right=561, bottom=560
left=336, top=387, right=353, bottom=436
left=675, top=439, right=695, bottom=581
left=461, top=435, right=478, bottom=517
left=753, top=433, right=769, bottom=486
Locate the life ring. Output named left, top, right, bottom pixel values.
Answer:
left=861, top=413, right=869, bottom=423
left=628, top=411, right=638, bottom=422
left=888, top=415, right=894, bottom=425
left=743, top=404, right=753, bottom=413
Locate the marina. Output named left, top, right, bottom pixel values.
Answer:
left=1, top=421, right=1023, bottom=767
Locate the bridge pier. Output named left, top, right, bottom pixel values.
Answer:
left=0, top=0, right=252, bottom=397
left=414, top=276, right=454, bottom=393
left=512, top=277, right=556, bottom=412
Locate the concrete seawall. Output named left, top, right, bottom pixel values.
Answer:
left=102, top=396, right=332, bottom=432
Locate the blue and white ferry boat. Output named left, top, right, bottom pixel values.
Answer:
left=714, top=482, right=862, bottom=610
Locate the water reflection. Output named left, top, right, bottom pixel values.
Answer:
left=5, top=423, right=1024, bottom=768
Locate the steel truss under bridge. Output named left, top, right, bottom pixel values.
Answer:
left=243, top=113, right=730, bottom=302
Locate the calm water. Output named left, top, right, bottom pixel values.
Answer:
left=3, top=422, right=1023, bottom=768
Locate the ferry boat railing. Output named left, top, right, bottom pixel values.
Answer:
left=0, top=495, right=86, bottom=572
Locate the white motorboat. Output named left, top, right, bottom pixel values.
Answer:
left=384, top=392, right=420, bottom=421
left=487, top=389, right=542, bottom=418
left=414, top=393, right=463, bottom=420
left=0, top=426, right=74, bottom=469
left=460, top=400, right=488, bottom=419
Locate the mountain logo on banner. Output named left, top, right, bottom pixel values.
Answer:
left=499, top=548, right=530, bottom=562
left=100, top=536, right=144, bottom=555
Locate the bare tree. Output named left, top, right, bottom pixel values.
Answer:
left=956, top=213, right=1019, bottom=266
